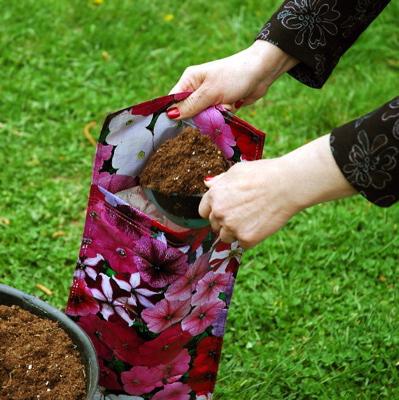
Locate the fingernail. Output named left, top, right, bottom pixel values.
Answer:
left=167, top=107, right=180, bottom=119
left=204, top=176, right=214, bottom=181
left=235, top=100, right=244, bottom=109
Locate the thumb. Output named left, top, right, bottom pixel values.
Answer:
left=169, top=85, right=217, bottom=120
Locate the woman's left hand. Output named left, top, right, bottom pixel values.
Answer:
left=199, top=159, right=298, bottom=248
left=199, top=135, right=357, bottom=248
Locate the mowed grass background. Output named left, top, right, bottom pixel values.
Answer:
left=0, top=0, right=398, bottom=398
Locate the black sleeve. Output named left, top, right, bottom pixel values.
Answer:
left=330, top=97, right=399, bottom=207
left=256, top=0, right=391, bottom=88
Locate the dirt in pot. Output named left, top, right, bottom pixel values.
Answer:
left=140, top=126, right=229, bottom=195
left=0, top=305, right=86, bottom=400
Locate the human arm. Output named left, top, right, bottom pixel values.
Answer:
left=168, top=40, right=298, bottom=119
left=199, top=134, right=357, bottom=248
left=257, top=0, right=391, bottom=88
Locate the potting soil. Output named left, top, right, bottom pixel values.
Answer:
left=0, top=305, right=86, bottom=400
left=140, top=126, right=229, bottom=195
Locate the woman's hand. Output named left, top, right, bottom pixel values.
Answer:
left=168, top=40, right=298, bottom=119
left=199, top=135, right=357, bottom=248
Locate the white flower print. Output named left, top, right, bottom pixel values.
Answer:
left=210, top=241, right=242, bottom=273
left=277, top=0, right=340, bottom=50
left=196, top=394, right=213, bottom=400
left=381, top=98, right=399, bottom=140
left=343, top=130, right=399, bottom=189
left=91, top=273, right=138, bottom=325
left=381, top=98, right=399, bottom=122
left=105, top=110, right=178, bottom=177
left=113, top=272, right=159, bottom=309
left=258, top=22, right=271, bottom=39
left=94, top=391, right=144, bottom=400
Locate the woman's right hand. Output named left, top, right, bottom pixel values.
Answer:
left=168, top=40, right=298, bottom=119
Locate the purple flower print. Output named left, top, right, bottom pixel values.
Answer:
left=113, top=272, right=159, bottom=309
left=133, top=237, right=188, bottom=288
left=181, top=299, right=225, bottom=336
left=193, top=107, right=236, bottom=158
left=211, top=308, right=228, bottom=337
left=165, top=253, right=209, bottom=301
left=91, top=273, right=137, bottom=325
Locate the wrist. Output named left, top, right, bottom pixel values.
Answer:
left=281, top=135, right=357, bottom=211
left=247, top=40, right=298, bottom=86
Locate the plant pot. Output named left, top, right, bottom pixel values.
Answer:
left=143, top=187, right=209, bottom=229
left=0, top=284, right=99, bottom=400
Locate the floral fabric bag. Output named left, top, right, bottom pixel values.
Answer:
left=66, top=93, right=265, bottom=400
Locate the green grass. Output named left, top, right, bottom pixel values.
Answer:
left=0, top=0, right=398, bottom=398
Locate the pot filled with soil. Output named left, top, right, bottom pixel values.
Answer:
left=0, top=284, right=99, bottom=400
left=140, top=125, right=229, bottom=228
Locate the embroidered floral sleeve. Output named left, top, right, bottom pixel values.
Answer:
left=256, top=0, right=391, bottom=88
left=330, top=97, right=399, bottom=207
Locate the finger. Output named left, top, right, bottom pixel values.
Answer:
left=219, top=227, right=236, bottom=244
left=204, top=173, right=225, bottom=188
left=208, top=212, right=221, bottom=233
left=169, top=66, right=204, bottom=95
left=170, top=85, right=217, bottom=120
left=198, top=193, right=212, bottom=219
left=221, top=103, right=236, bottom=113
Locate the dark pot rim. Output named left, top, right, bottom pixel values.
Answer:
left=0, top=284, right=99, bottom=400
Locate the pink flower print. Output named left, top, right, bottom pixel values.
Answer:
left=210, top=241, right=242, bottom=274
left=157, top=349, right=191, bottom=384
left=84, top=219, right=138, bottom=274
left=66, top=278, right=100, bottom=317
left=113, top=272, right=159, bottom=309
left=91, top=273, right=137, bottom=325
left=132, top=325, right=192, bottom=367
left=121, top=366, right=163, bottom=395
left=165, top=253, right=210, bottom=301
left=152, top=382, right=191, bottom=400
left=182, top=299, right=225, bottom=336
left=142, top=299, right=191, bottom=333
left=192, top=271, right=233, bottom=306
left=134, top=236, right=188, bottom=288
left=193, top=107, right=236, bottom=158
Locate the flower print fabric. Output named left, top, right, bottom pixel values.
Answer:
left=330, top=97, right=399, bottom=207
left=66, top=93, right=265, bottom=399
left=256, top=1, right=398, bottom=208
left=257, top=0, right=391, bottom=88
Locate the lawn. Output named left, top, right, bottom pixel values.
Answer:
left=0, top=0, right=398, bottom=398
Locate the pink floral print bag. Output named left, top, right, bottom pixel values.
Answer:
left=66, top=93, right=265, bottom=400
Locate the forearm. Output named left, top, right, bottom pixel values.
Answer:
left=281, top=134, right=357, bottom=211
left=246, top=40, right=299, bottom=87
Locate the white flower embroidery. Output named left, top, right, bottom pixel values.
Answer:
left=105, top=110, right=178, bottom=177
left=277, top=0, right=340, bottom=50
left=343, top=130, right=399, bottom=189
left=258, top=22, right=271, bottom=39
left=381, top=98, right=399, bottom=140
